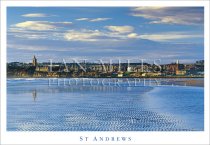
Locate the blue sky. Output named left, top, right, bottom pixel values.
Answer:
left=7, top=7, right=204, bottom=64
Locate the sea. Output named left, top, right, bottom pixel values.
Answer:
left=7, top=78, right=204, bottom=131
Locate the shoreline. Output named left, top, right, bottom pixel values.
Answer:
left=7, top=77, right=204, bottom=87
left=7, top=76, right=204, bottom=79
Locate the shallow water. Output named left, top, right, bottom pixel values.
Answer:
left=7, top=78, right=204, bottom=131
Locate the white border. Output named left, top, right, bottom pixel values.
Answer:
left=0, top=1, right=209, bottom=145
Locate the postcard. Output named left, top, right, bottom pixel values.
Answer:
left=0, top=0, right=209, bottom=145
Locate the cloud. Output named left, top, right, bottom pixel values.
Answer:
left=10, top=20, right=203, bottom=44
left=15, top=21, right=56, bottom=31
left=127, top=33, right=138, bottom=38
left=133, top=7, right=165, bottom=11
left=21, top=13, right=55, bottom=17
left=76, top=18, right=89, bottom=21
left=64, top=29, right=132, bottom=42
left=105, top=26, right=134, bottom=33
left=131, top=7, right=204, bottom=25
left=64, top=29, right=103, bottom=42
left=8, top=44, right=48, bottom=51
left=52, top=21, right=73, bottom=25
left=14, top=21, right=72, bottom=31
left=90, top=18, right=111, bottom=22
left=76, top=17, right=111, bottom=22
left=9, top=32, right=49, bottom=40
left=139, top=32, right=203, bottom=42
left=10, top=18, right=203, bottom=44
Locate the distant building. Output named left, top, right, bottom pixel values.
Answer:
left=127, top=66, right=132, bottom=72
left=36, top=66, right=49, bottom=72
left=166, top=64, right=177, bottom=74
left=165, top=60, right=185, bottom=75
left=142, top=72, right=161, bottom=77
left=117, top=71, right=123, bottom=77
left=176, top=60, right=179, bottom=65
left=32, top=55, right=37, bottom=67
left=176, top=70, right=186, bottom=76
left=196, top=60, right=204, bottom=65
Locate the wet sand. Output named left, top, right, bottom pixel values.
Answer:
left=160, top=78, right=204, bottom=87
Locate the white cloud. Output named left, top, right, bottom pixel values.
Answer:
left=64, top=29, right=103, bottom=42
left=10, top=33, right=48, bottom=40
left=131, top=7, right=204, bottom=25
left=64, top=29, right=131, bottom=42
left=105, top=26, right=134, bottom=34
left=55, top=22, right=73, bottom=25
left=76, top=17, right=111, bottom=22
left=15, top=21, right=57, bottom=31
left=127, top=33, right=138, bottom=38
left=8, top=26, right=67, bottom=41
left=21, top=13, right=55, bottom=17
left=14, top=21, right=72, bottom=31
left=11, top=19, right=202, bottom=43
left=90, top=18, right=111, bottom=22
left=139, top=32, right=203, bottom=42
left=76, top=18, right=90, bottom=21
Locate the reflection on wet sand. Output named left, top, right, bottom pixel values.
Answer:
left=7, top=79, right=204, bottom=131
left=32, top=90, right=37, bottom=102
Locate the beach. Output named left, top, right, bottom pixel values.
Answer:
left=7, top=78, right=204, bottom=131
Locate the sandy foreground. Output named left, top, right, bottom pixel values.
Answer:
left=159, top=78, right=204, bottom=87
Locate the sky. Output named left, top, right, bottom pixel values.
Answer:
left=7, top=7, right=204, bottom=64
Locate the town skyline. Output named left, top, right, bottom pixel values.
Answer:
left=7, top=55, right=204, bottom=65
left=7, top=55, right=204, bottom=78
left=7, top=7, right=204, bottom=63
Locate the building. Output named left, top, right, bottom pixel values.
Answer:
left=165, top=60, right=185, bottom=75
left=117, top=71, right=123, bottom=77
left=32, top=55, right=37, bottom=67
left=176, top=70, right=186, bottom=76
left=142, top=72, right=161, bottom=77
left=36, top=66, right=49, bottom=72
left=166, top=63, right=177, bottom=74
left=127, top=66, right=132, bottom=72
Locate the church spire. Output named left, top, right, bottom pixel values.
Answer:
left=32, top=55, right=37, bottom=67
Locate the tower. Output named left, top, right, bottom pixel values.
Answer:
left=176, top=60, right=179, bottom=71
left=32, top=55, right=37, bottom=67
left=176, top=60, right=179, bottom=65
